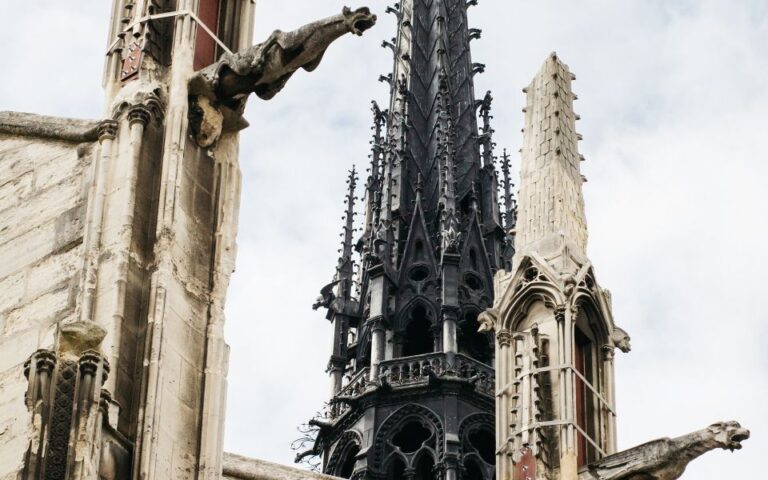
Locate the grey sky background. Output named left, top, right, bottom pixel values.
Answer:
left=2, top=1, right=766, bottom=478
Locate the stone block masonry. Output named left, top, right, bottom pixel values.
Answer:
left=0, top=117, right=97, bottom=479
left=515, top=53, right=588, bottom=259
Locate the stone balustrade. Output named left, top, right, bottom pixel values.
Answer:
left=326, top=354, right=494, bottom=420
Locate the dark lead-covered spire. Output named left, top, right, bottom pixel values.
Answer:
left=311, top=2, right=507, bottom=478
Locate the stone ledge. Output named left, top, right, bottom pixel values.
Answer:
left=223, top=453, right=342, bottom=480
left=0, top=111, right=100, bottom=143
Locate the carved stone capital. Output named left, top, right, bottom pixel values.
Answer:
left=24, top=349, right=56, bottom=379
left=79, top=350, right=110, bottom=383
left=601, top=344, right=616, bottom=360
left=554, top=305, right=566, bottom=323
left=127, top=104, right=152, bottom=126
left=368, top=315, right=386, bottom=332
left=326, top=355, right=347, bottom=373
left=97, top=120, right=118, bottom=140
left=441, top=305, right=460, bottom=319
left=497, top=329, right=512, bottom=347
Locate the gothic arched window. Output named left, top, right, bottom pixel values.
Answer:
left=459, top=415, right=495, bottom=480
left=464, top=459, right=485, bottom=480
left=574, top=304, right=607, bottom=468
left=413, top=453, right=435, bottom=480
left=386, top=456, right=406, bottom=479
left=403, top=305, right=434, bottom=357
left=337, top=444, right=360, bottom=478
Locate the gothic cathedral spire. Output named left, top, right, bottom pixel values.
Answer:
left=312, top=1, right=505, bottom=479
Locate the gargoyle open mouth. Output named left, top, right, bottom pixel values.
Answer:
left=343, top=7, right=377, bottom=35
left=729, top=430, right=750, bottom=450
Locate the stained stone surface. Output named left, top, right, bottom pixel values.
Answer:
left=0, top=114, right=94, bottom=479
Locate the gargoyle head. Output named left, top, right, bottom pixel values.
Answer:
left=707, top=421, right=750, bottom=451
left=477, top=309, right=498, bottom=333
left=611, top=327, right=631, bottom=353
left=342, top=7, right=377, bottom=35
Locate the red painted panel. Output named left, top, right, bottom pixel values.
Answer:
left=513, top=447, right=536, bottom=480
left=194, top=0, right=220, bottom=70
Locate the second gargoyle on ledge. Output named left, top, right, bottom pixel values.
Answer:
left=188, top=6, right=377, bottom=147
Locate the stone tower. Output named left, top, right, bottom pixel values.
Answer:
left=480, top=53, right=627, bottom=480
left=483, top=51, right=750, bottom=480
left=0, top=1, right=377, bottom=479
left=0, top=1, right=257, bottom=478
left=309, top=2, right=512, bottom=479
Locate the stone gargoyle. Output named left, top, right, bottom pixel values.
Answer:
left=188, top=6, right=377, bottom=146
left=579, top=421, right=750, bottom=480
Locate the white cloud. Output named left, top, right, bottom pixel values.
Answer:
left=1, top=1, right=764, bottom=478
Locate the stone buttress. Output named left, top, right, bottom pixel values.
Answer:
left=3, top=1, right=375, bottom=479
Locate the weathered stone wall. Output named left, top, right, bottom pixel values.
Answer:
left=0, top=124, right=95, bottom=479
left=222, top=453, right=343, bottom=480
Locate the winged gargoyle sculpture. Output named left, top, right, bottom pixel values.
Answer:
left=188, top=6, right=377, bottom=146
left=579, top=421, right=750, bottom=480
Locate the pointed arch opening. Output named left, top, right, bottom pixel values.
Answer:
left=386, top=456, right=406, bottom=480
left=403, top=305, right=434, bottom=357
left=337, top=444, right=360, bottom=478
left=375, top=404, right=445, bottom=476
left=414, top=453, right=435, bottom=480
left=460, top=414, right=495, bottom=480
left=464, top=458, right=485, bottom=480
left=469, top=247, right=479, bottom=270
left=573, top=300, right=609, bottom=468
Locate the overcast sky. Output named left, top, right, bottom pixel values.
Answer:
left=2, top=1, right=766, bottom=478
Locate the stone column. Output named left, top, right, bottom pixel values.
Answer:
left=441, top=454, right=460, bottom=480
left=328, top=356, right=346, bottom=396
left=602, top=345, right=617, bottom=454
left=442, top=307, right=458, bottom=355
left=369, top=317, right=386, bottom=381
left=496, top=328, right=513, bottom=479
left=368, top=263, right=387, bottom=381
left=80, top=120, right=117, bottom=326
